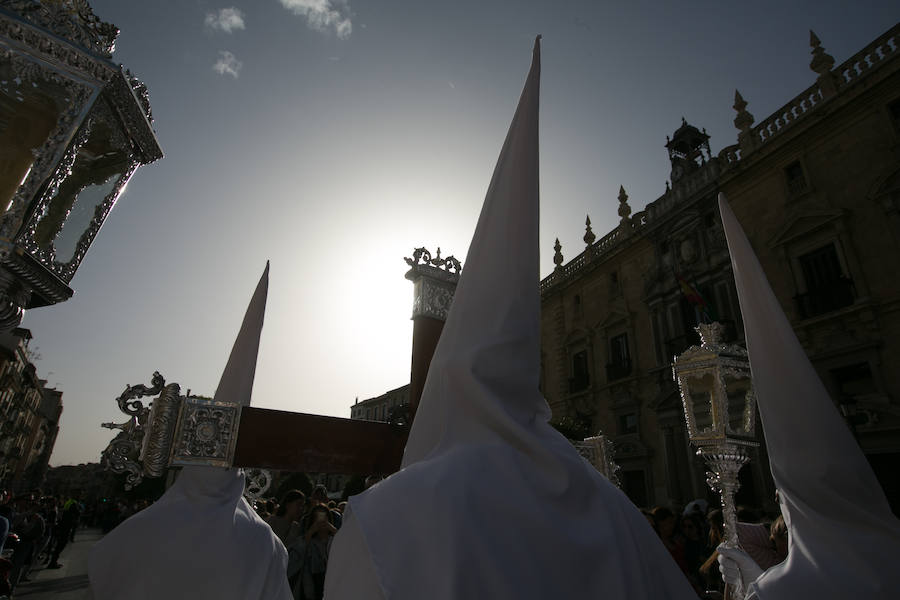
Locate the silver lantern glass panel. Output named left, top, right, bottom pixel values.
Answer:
left=674, top=322, right=757, bottom=445
left=0, top=44, right=98, bottom=233
left=19, top=98, right=137, bottom=281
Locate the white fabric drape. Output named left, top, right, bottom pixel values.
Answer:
left=324, top=39, right=696, bottom=600
left=89, top=264, right=292, bottom=600
left=718, top=193, right=900, bottom=599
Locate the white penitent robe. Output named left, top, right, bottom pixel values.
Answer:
left=325, top=37, right=696, bottom=600
left=89, top=467, right=292, bottom=600
left=326, top=442, right=695, bottom=599
left=718, top=194, right=900, bottom=599
left=90, top=264, right=293, bottom=599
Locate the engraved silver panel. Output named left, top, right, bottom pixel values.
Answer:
left=140, top=382, right=182, bottom=479
left=171, top=397, right=242, bottom=468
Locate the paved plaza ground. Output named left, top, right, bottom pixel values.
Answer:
left=12, top=528, right=99, bottom=600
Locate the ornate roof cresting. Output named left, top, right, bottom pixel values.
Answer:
left=125, top=68, right=154, bottom=123
left=3, top=0, right=120, bottom=57
left=404, top=247, right=462, bottom=275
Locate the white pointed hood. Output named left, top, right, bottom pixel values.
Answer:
left=324, top=39, right=696, bottom=600
left=401, top=36, right=546, bottom=468
left=89, top=263, right=292, bottom=600
left=718, top=193, right=900, bottom=599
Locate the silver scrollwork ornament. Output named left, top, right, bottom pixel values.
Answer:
left=243, top=468, right=272, bottom=502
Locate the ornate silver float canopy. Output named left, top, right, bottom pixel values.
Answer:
left=0, top=0, right=162, bottom=330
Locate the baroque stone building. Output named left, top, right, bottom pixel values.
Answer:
left=350, top=384, right=410, bottom=423
left=0, top=327, right=63, bottom=493
left=540, top=25, right=900, bottom=512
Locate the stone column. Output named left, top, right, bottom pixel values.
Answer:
left=404, top=248, right=461, bottom=423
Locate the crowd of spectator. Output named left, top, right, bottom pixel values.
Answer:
left=0, top=489, right=84, bottom=596
left=644, top=499, right=788, bottom=598
left=2, top=478, right=789, bottom=600
left=252, top=483, right=353, bottom=600
left=0, top=488, right=153, bottom=597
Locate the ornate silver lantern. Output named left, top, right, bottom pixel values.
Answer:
left=672, top=322, right=757, bottom=554
left=0, top=1, right=162, bottom=330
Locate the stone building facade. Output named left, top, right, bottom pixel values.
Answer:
left=540, top=25, right=900, bottom=512
left=350, top=384, right=410, bottom=423
left=0, top=327, right=63, bottom=493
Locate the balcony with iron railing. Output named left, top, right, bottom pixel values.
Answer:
left=794, top=277, right=856, bottom=319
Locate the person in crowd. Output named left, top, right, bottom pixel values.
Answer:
left=267, top=490, right=305, bottom=547
left=301, top=485, right=341, bottom=532
left=325, top=38, right=697, bottom=600
left=735, top=515, right=787, bottom=572
left=48, top=494, right=81, bottom=569
left=652, top=506, right=688, bottom=576
left=699, top=509, right=725, bottom=594
left=288, top=504, right=335, bottom=600
left=682, top=512, right=709, bottom=592
left=9, top=496, right=44, bottom=590
left=37, top=495, right=57, bottom=565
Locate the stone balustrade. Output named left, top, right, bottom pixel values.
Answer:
left=834, top=25, right=898, bottom=87
left=754, top=85, right=824, bottom=145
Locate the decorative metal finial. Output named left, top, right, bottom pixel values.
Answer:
left=732, top=89, right=755, bottom=133
left=553, top=238, right=564, bottom=269
left=430, top=247, right=445, bottom=268
left=809, top=30, right=835, bottom=76
left=617, top=185, right=632, bottom=221
left=583, top=215, right=596, bottom=247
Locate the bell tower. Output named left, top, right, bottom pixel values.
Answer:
left=665, top=118, right=711, bottom=184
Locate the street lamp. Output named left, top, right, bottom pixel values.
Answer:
left=0, top=1, right=162, bottom=330
left=672, top=322, right=757, bottom=556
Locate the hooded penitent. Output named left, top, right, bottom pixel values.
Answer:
left=324, top=38, right=697, bottom=600
left=717, top=193, right=900, bottom=599
left=89, top=263, right=292, bottom=600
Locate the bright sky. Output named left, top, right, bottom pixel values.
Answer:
left=24, top=0, right=899, bottom=466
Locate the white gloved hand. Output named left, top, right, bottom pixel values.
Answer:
left=717, top=544, right=764, bottom=590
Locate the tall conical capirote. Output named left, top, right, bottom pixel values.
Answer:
left=718, top=193, right=900, bottom=598
left=324, top=39, right=698, bottom=600
left=213, top=261, right=269, bottom=408
left=402, top=37, right=545, bottom=467
left=88, top=261, right=292, bottom=600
